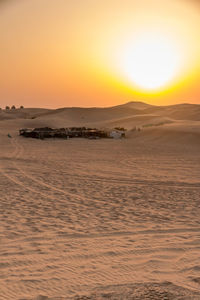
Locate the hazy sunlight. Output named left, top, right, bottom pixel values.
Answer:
left=122, top=33, right=181, bottom=90
left=0, top=0, right=199, bottom=106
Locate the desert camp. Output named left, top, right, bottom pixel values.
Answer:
left=1, top=0, right=200, bottom=298
left=19, top=127, right=126, bottom=139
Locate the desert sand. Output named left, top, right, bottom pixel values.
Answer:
left=0, top=102, right=200, bottom=299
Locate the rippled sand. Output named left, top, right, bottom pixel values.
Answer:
left=0, top=121, right=200, bottom=299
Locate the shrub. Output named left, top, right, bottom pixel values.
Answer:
left=114, top=127, right=127, bottom=131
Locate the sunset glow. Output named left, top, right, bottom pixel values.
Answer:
left=1, top=3, right=200, bottom=297
left=0, top=0, right=199, bottom=107
left=121, top=33, right=181, bottom=90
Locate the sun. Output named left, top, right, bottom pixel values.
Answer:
left=122, top=33, right=181, bottom=90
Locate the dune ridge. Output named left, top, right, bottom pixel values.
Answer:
left=0, top=101, right=200, bottom=299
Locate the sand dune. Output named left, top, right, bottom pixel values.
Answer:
left=0, top=101, right=200, bottom=299
left=143, top=103, right=200, bottom=121
left=1, top=101, right=200, bottom=128
left=0, top=108, right=52, bottom=121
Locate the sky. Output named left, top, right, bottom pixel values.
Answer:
left=0, top=0, right=199, bottom=108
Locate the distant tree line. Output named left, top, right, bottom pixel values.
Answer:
left=1, top=105, right=24, bottom=110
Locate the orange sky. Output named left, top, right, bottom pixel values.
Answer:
left=0, top=0, right=199, bottom=108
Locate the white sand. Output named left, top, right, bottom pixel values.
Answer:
left=0, top=103, right=200, bottom=299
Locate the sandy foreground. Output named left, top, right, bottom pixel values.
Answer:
left=0, top=116, right=200, bottom=299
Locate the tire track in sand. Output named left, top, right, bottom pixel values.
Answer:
left=9, top=137, right=89, bottom=202
left=0, top=137, right=89, bottom=207
left=11, top=137, right=200, bottom=197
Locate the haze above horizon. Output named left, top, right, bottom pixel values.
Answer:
left=0, top=0, right=199, bottom=108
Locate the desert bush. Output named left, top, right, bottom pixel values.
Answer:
left=114, top=127, right=127, bottom=131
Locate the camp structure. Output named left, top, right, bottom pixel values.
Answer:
left=19, top=127, right=112, bottom=139
left=19, top=127, right=55, bottom=139
left=109, top=129, right=126, bottom=139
